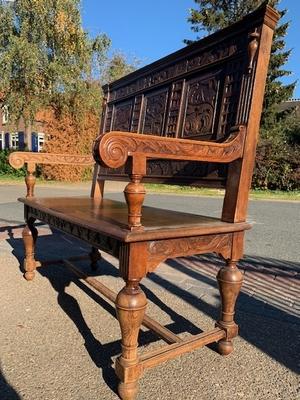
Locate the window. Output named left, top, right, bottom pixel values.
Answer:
left=0, top=132, right=4, bottom=150
left=10, top=133, right=19, bottom=149
left=37, top=132, right=45, bottom=152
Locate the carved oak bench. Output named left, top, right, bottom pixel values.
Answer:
left=9, top=4, right=278, bottom=399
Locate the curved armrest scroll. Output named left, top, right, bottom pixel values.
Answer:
left=93, top=125, right=246, bottom=169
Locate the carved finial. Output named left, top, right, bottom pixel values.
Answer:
left=248, top=28, right=260, bottom=73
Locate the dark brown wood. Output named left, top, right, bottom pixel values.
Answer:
left=115, top=280, right=147, bottom=400
left=216, top=260, right=243, bottom=355
left=22, top=217, right=38, bottom=280
left=8, top=4, right=278, bottom=399
left=89, top=247, right=101, bottom=271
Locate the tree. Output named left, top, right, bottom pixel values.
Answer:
left=101, top=52, right=138, bottom=84
left=185, top=0, right=299, bottom=190
left=0, top=0, right=111, bottom=149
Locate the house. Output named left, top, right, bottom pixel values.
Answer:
left=0, top=106, right=46, bottom=152
left=278, top=99, right=300, bottom=118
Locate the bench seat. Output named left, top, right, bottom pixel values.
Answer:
left=19, top=197, right=251, bottom=242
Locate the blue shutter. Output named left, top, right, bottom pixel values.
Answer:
left=31, top=133, right=38, bottom=152
left=5, top=133, right=10, bottom=149
left=18, top=132, right=25, bottom=150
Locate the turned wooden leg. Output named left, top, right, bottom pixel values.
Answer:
left=216, top=260, right=243, bottom=355
left=22, top=218, right=38, bottom=281
left=89, top=247, right=101, bottom=271
left=115, top=280, right=147, bottom=400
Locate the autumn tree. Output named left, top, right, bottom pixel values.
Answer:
left=0, top=0, right=111, bottom=149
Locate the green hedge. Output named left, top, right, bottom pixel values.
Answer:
left=0, top=149, right=26, bottom=177
left=253, top=138, right=300, bottom=191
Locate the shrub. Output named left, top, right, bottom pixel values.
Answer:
left=0, top=149, right=26, bottom=177
left=40, top=109, right=99, bottom=181
left=253, top=136, right=300, bottom=191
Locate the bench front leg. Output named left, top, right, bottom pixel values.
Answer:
left=216, top=260, right=243, bottom=355
left=22, top=217, right=38, bottom=281
left=115, top=278, right=147, bottom=400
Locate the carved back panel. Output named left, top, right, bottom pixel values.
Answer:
left=98, top=4, right=277, bottom=188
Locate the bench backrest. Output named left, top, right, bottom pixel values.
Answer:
left=95, top=3, right=278, bottom=222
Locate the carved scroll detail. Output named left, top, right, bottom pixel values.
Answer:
left=93, top=126, right=246, bottom=169
left=9, top=152, right=94, bottom=169
left=183, top=75, right=219, bottom=138
left=147, top=234, right=232, bottom=272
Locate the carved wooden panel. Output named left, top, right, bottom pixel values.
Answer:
left=26, top=206, right=121, bottom=258
left=182, top=74, right=219, bottom=139
left=112, top=101, right=133, bottom=131
left=141, top=89, right=169, bottom=135
left=108, top=35, right=247, bottom=103
left=147, top=233, right=232, bottom=272
left=131, top=95, right=143, bottom=132
left=104, top=104, right=113, bottom=132
left=165, top=80, right=184, bottom=137
left=217, top=58, right=246, bottom=137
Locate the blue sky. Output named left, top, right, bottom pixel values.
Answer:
left=81, top=0, right=300, bottom=98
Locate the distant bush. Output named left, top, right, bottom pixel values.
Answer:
left=0, top=149, right=26, bottom=177
left=253, top=124, right=300, bottom=191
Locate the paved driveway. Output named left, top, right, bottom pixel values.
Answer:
left=0, top=183, right=299, bottom=400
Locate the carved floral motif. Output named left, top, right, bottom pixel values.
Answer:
left=183, top=76, right=218, bottom=138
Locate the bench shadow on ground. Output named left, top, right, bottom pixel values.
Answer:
left=3, top=228, right=300, bottom=397
left=0, top=369, right=21, bottom=400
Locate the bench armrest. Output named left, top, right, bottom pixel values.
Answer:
left=9, top=152, right=94, bottom=198
left=93, top=126, right=246, bottom=231
left=93, top=125, right=246, bottom=171
left=9, top=151, right=94, bottom=169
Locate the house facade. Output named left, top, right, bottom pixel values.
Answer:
left=0, top=106, right=46, bottom=152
